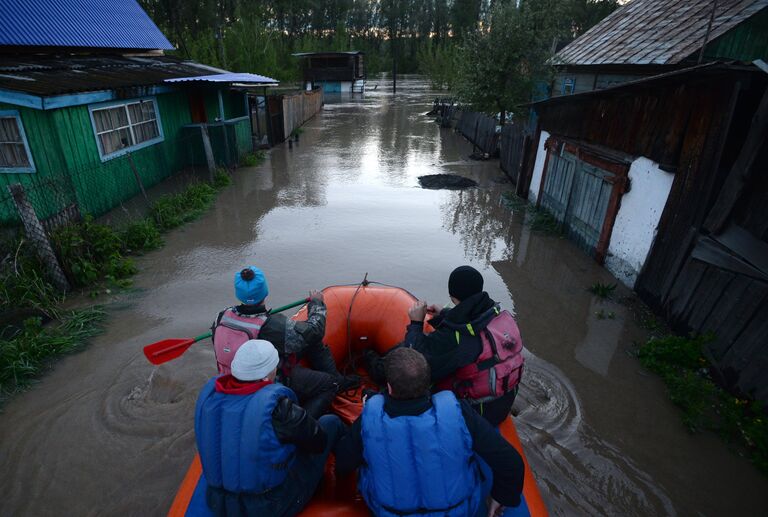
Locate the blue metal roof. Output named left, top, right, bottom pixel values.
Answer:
left=165, top=73, right=279, bottom=85
left=0, top=0, right=174, bottom=50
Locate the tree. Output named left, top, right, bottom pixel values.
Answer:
left=454, top=0, right=618, bottom=121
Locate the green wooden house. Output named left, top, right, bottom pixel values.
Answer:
left=0, top=0, right=277, bottom=226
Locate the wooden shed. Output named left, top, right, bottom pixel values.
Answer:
left=292, top=51, right=366, bottom=94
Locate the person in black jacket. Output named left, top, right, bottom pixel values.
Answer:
left=367, top=266, right=521, bottom=426
left=336, top=348, right=524, bottom=516
left=196, top=339, right=345, bottom=517
left=213, top=266, right=358, bottom=418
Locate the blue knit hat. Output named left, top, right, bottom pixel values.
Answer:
left=234, top=266, right=269, bottom=305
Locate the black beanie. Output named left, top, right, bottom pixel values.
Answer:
left=448, top=266, right=484, bottom=301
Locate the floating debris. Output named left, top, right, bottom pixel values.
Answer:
left=418, top=174, right=478, bottom=190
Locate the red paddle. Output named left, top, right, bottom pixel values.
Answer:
left=142, top=297, right=310, bottom=365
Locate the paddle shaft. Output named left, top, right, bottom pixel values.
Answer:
left=191, top=297, right=310, bottom=344
left=143, top=297, right=310, bottom=364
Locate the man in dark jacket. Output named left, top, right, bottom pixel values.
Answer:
left=401, top=265, right=523, bottom=426
left=196, top=339, right=345, bottom=517
left=212, top=266, right=357, bottom=418
left=336, top=348, right=524, bottom=517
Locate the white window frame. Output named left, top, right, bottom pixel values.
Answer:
left=87, top=97, right=164, bottom=161
left=0, top=110, right=36, bottom=173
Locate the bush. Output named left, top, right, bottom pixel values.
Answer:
left=51, top=216, right=136, bottom=288
left=150, top=182, right=217, bottom=231
left=242, top=151, right=266, bottom=167
left=120, top=219, right=163, bottom=253
left=0, top=307, right=105, bottom=400
left=213, top=168, right=232, bottom=188
left=0, top=239, right=62, bottom=317
left=638, top=334, right=768, bottom=474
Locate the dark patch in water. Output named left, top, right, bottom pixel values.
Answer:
left=418, top=174, right=478, bottom=190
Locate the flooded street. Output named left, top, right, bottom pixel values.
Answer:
left=1, top=77, right=766, bottom=516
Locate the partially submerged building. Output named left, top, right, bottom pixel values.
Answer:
left=0, top=0, right=277, bottom=224
left=525, top=62, right=768, bottom=402
left=293, top=51, right=365, bottom=94
left=551, top=0, right=768, bottom=96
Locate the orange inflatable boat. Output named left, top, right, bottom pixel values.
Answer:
left=168, top=283, right=547, bottom=516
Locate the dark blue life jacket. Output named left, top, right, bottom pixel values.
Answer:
left=359, top=391, right=483, bottom=516
left=194, top=379, right=297, bottom=494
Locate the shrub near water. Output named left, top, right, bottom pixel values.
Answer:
left=638, top=334, right=768, bottom=474
left=0, top=307, right=105, bottom=400
left=51, top=216, right=137, bottom=288
left=151, top=182, right=217, bottom=231
left=242, top=151, right=266, bottom=167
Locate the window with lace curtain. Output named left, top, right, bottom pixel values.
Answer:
left=0, top=111, right=35, bottom=173
left=88, top=98, right=163, bottom=160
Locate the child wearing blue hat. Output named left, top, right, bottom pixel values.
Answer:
left=212, top=266, right=358, bottom=418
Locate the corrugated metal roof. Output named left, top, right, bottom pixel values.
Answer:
left=0, top=55, right=224, bottom=96
left=555, top=0, right=768, bottom=66
left=0, top=0, right=173, bottom=50
left=165, top=73, right=278, bottom=85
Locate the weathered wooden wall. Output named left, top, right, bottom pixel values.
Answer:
left=536, top=65, right=768, bottom=403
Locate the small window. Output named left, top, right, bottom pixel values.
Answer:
left=89, top=98, right=163, bottom=160
left=0, top=111, right=35, bottom=173
left=562, top=77, right=575, bottom=95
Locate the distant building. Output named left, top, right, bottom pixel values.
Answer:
left=550, top=0, right=768, bottom=96
left=293, top=51, right=365, bottom=94
left=0, top=0, right=277, bottom=223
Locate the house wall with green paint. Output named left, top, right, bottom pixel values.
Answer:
left=705, top=7, right=768, bottom=62
left=1, top=88, right=252, bottom=225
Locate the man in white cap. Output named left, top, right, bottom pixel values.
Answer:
left=195, top=339, right=345, bottom=517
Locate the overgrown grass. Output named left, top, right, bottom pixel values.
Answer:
left=213, top=168, right=232, bottom=188
left=241, top=151, right=266, bottom=167
left=150, top=182, right=218, bottom=231
left=51, top=216, right=137, bottom=288
left=501, top=191, right=563, bottom=236
left=588, top=281, right=617, bottom=299
left=120, top=218, right=163, bottom=253
left=638, top=334, right=768, bottom=474
left=0, top=307, right=105, bottom=401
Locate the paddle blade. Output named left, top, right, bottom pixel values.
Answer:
left=143, top=338, right=196, bottom=365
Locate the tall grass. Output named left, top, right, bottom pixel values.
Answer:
left=0, top=307, right=105, bottom=401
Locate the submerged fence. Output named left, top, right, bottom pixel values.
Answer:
left=456, top=111, right=498, bottom=156
left=282, top=89, right=324, bottom=139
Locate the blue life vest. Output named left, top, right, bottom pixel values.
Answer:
left=194, top=379, right=297, bottom=494
left=359, top=391, right=483, bottom=517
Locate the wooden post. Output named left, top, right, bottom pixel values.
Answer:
left=8, top=183, right=70, bottom=292
left=125, top=152, right=148, bottom=202
left=199, top=124, right=216, bottom=181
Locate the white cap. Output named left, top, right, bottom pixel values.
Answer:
left=231, top=339, right=279, bottom=381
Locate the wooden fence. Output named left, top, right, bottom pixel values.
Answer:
left=456, top=110, right=498, bottom=155
left=283, top=89, right=324, bottom=139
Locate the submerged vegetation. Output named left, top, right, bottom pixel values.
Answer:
left=241, top=151, right=266, bottom=168
left=588, top=282, right=617, bottom=299
left=638, top=334, right=768, bottom=475
left=501, top=191, right=563, bottom=235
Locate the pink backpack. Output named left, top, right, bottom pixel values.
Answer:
left=211, top=308, right=268, bottom=375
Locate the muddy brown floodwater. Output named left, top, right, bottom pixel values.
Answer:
left=1, top=76, right=766, bottom=516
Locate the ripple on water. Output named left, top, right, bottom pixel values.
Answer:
left=515, top=354, right=676, bottom=516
